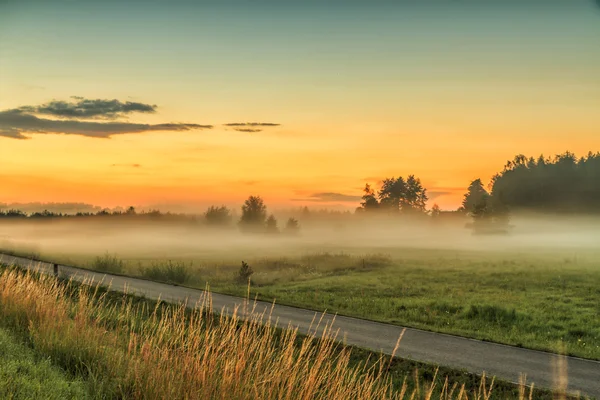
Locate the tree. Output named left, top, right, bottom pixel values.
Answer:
left=405, top=175, right=428, bottom=213
left=284, top=217, right=300, bottom=235
left=462, top=179, right=490, bottom=219
left=126, top=206, right=136, bottom=215
left=376, top=175, right=428, bottom=214
left=237, top=261, right=254, bottom=283
left=204, top=205, right=232, bottom=226
left=360, top=184, right=379, bottom=212
left=378, top=177, right=406, bottom=212
left=430, top=203, right=441, bottom=219
left=265, top=214, right=279, bottom=234
left=239, top=196, right=267, bottom=232
left=489, top=151, right=600, bottom=213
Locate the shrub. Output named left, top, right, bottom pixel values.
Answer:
left=91, top=253, right=125, bottom=274
left=141, top=261, right=191, bottom=285
left=238, top=261, right=254, bottom=283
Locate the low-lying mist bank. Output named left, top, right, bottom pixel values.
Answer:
left=1, top=213, right=600, bottom=260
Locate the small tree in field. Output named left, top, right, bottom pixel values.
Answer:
left=239, top=196, right=267, bottom=233
left=238, top=261, right=254, bottom=283
left=430, top=203, right=441, bottom=219
left=284, top=217, right=300, bottom=235
left=265, top=214, right=279, bottom=234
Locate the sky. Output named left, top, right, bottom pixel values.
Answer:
left=1, top=0, right=599, bottom=211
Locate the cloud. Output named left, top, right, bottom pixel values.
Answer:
left=427, top=191, right=453, bottom=200
left=224, top=122, right=280, bottom=127
left=17, top=97, right=157, bottom=119
left=239, top=180, right=259, bottom=186
left=111, top=163, right=142, bottom=168
left=234, top=128, right=263, bottom=133
left=223, top=122, right=281, bottom=133
left=0, top=109, right=213, bottom=139
left=292, top=192, right=363, bottom=203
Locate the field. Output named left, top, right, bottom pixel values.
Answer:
left=1, top=215, right=599, bottom=363
left=0, top=264, right=561, bottom=400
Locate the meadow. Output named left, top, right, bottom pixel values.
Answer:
left=1, top=215, right=599, bottom=362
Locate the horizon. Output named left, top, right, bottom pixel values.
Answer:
left=1, top=0, right=599, bottom=210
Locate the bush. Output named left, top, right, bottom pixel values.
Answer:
left=238, top=261, right=254, bottom=283
left=141, top=261, right=191, bottom=285
left=91, top=253, right=125, bottom=274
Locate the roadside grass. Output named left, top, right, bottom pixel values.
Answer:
left=0, top=326, right=89, bottom=400
left=0, top=264, right=573, bottom=400
left=140, top=260, right=192, bottom=285
left=2, top=245, right=599, bottom=360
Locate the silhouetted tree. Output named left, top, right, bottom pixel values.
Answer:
left=239, top=196, right=267, bottom=232
left=360, top=184, right=379, bottom=211
left=430, top=203, right=441, bottom=218
left=369, top=175, right=429, bottom=214
left=378, top=177, right=406, bottom=212
left=404, top=175, right=428, bottom=213
left=490, top=151, right=600, bottom=213
left=126, top=206, right=136, bottom=215
left=237, top=261, right=254, bottom=283
left=284, top=217, right=300, bottom=235
left=204, top=205, right=232, bottom=226
left=265, top=214, right=279, bottom=234
left=462, top=179, right=490, bottom=220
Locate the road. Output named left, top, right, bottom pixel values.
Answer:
left=1, top=253, right=598, bottom=398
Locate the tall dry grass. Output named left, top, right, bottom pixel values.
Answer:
left=0, top=265, right=537, bottom=400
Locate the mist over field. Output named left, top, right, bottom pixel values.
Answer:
left=1, top=213, right=599, bottom=261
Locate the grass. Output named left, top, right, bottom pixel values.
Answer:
left=0, top=326, right=89, bottom=399
left=0, top=264, right=571, bottom=400
left=2, top=243, right=599, bottom=360
left=91, top=252, right=125, bottom=274
left=140, top=260, right=191, bottom=284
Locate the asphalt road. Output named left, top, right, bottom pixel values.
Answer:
left=1, top=253, right=598, bottom=398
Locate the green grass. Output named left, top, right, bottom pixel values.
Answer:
left=4, top=243, right=600, bottom=360
left=0, top=327, right=89, bottom=400
left=0, top=264, right=566, bottom=399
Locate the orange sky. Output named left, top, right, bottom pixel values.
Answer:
left=1, top=1, right=599, bottom=211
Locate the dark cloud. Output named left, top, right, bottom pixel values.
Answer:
left=234, top=128, right=263, bottom=133
left=224, top=122, right=280, bottom=127
left=0, top=110, right=212, bottom=139
left=293, top=192, right=363, bottom=203
left=223, top=122, right=280, bottom=133
left=111, top=163, right=142, bottom=168
left=17, top=97, right=157, bottom=119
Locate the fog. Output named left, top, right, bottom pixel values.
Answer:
left=1, top=213, right=600, bottom=263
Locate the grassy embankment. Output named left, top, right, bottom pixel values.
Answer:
left=0, top=326, right=89, bottom=399
left=0, top=263, right=571, bottom=399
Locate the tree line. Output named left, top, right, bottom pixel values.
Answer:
left=2, top=151, right=598, bottom=234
